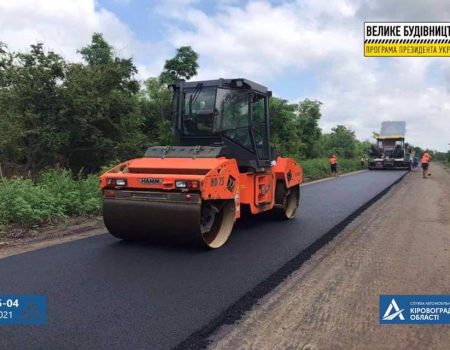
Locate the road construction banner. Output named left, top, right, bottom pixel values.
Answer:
left=364, top=22, right=450, bottom=57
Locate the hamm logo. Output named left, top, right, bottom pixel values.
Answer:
left=382, top=298, right=405, bottom=321
left=139, top=178, right=162, bottom=185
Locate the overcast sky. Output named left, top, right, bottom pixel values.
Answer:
left=1, top=0, right=449, bottom=151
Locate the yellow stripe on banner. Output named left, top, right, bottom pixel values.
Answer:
left=364, top=43, right=450, bottom=57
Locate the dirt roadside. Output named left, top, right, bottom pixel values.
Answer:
left=0, top=217, right=105, bottom=259
left=209, top=163, right=450, bottom=350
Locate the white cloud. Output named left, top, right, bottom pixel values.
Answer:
left=167, top=1, right=358, bottom=79
left=0, top=0, right=166, bottom=79
left=162, top=0, right=450, bottom=151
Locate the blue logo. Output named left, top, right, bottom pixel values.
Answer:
left=382, top=298, right=405, bottom=321
left=380, top=295, right=450, bottom=324
left=0, top=295, right=47, bottom=325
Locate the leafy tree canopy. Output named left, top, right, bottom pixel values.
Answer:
left=160, top=46, right=199, bottom=84
left=78, top=33, right=114, bottom=66
left=324, top=125, right=358, bottom=158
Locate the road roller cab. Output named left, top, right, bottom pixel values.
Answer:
left=100, top=78, right=303, bottom=248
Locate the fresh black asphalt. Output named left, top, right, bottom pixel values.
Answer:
left=0, top=170, right=406, bottom=350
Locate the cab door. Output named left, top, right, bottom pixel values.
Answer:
left=250, top=93, right=272, bottom=168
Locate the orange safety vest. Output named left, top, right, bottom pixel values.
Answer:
left=421, top=155, right=430, bottom=164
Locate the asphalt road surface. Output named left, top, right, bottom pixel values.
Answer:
left=0, top=170, right=406, bottom=350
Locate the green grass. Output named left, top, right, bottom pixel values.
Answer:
left=300, top=158, right=362, bottom=182
left=0, top=169, right=101, bottom=226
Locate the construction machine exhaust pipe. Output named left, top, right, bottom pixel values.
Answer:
left=103, top=191, right=235, bottom=248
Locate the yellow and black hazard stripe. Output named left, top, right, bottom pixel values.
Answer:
left=365, top=39, right=450, bottom=44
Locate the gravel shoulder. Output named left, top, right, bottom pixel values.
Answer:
left=209, top=163, right=450, bottom=350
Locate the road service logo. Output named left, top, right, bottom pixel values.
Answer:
left=382, top=298, right=405, bottom=321
left=365, top=22, right=450, bottom=57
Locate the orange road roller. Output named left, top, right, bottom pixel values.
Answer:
left=100, top=78, right=303, bottom=248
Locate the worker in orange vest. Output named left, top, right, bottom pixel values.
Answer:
left=420, top=152, right=432, bottom=178
left=329, top=154, right=338, bottom=177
